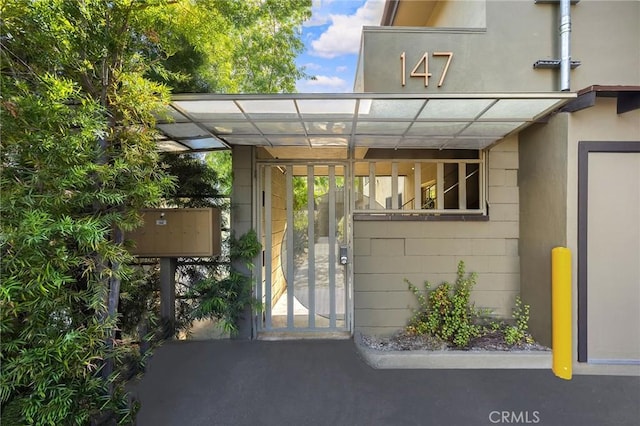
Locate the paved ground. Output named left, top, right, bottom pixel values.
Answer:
left=133, top=340, right=640, bottom=426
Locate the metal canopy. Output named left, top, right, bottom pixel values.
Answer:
left=155, top=92, right=576, bottom=152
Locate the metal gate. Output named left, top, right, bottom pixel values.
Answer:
left=257, top=163, right=350, bottom=335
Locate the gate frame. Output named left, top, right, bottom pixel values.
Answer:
left=255, top=160, right=354, bottom=336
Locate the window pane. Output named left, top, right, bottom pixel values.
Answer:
left=444, top=163, right=459, bottom=209
left=373, top=162, right=392, bottom=210
left=418, top=162, right=438, bottom=209
left=354, top=160, right=483, bottom=212
left=353, top=162, right=370, bottom=210
left=466, top=163, right=481, bottom=210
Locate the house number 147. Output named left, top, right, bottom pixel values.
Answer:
left=400, top=51, right=453, bottom=87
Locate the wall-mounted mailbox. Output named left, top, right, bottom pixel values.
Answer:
left=128, top=208, right=221, bottom=257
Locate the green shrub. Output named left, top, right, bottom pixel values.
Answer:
left=405, top=263, right=537, bottom=349
left=406, top=261, right=480, bottom=348
left=187, top=229, right=263, bottom=332
left=504, top=296, right=534, bottom=345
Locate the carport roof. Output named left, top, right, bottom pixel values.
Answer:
left=155, top=92, right=576, bottom=153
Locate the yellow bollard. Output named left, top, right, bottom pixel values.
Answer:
left=552, top=247, right=572, bottom=380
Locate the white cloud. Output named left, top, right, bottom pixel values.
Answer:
left=304, top=13, right=330, bottom=27
left=336, top=65, right=348, bottom=73
left=297, top=75, right=350, bottom=93
left=302, top=62, right=323, bottom=71
left=309, top=75, right=347, bottom=88
left=303, top=0, right=334, bottom=27
left=310, top=0, right=385, bottom=59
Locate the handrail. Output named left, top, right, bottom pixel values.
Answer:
left=401, top=197, right=415, bottom=209
left=444, top=167, right=480, bottom=194
left=397, top=166, right=480, bottom=209
left=420, top=166, right=473, bottom=197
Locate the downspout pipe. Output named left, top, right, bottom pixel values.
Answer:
left=560, top=0, right=572, bottom=91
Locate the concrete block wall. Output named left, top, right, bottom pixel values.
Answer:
left=231, top=146, right=254, bottom=253
left=231, top=146, right=255, bottom=338
left=353, top=136, right=521, bottom=336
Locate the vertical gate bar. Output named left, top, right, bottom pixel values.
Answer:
left=329, top=166, right=337, bottom=328
left=264, top=167, right=272, bottom=330
left=436, top=162, right=444, bottom=210
left=480, top=153, right=487, bottom=214
left=414, top=162, right=421, bottom=210
left=255, top=167, right=263, bottom=331
left=341, top=165, right=349, bottom=330
left=345, top=162, right=353, bottom=331
left=286, top=165, right=294, bottom=329
left=369, top=162, right=376, bottom=209
left=458, top=163, right=467, bottom=210
left=307, top=165, right=316, bottom=328
left=391, top=162, right=399, bottom=209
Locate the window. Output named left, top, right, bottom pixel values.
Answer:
left=353, top=157, right=485, bottom=214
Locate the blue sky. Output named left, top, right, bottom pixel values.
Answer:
left=295, top=0, right=386, bottom=93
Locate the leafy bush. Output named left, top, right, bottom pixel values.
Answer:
left=0, top=77, right=149, bottom=425
left=406, top=261, right=480, bottom=347
left=406, top=263, right=536, bottom=349
left=1, top=0, right=312, bottom=422
left=504, top=296, right=534, bottom=345
left=186, top=229, right=262, bottom=332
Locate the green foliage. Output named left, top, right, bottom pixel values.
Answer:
left=117, top=265, right=178, bottom=357
left=148, top=0, right=312, bottom=93
left=230, top=229, right=262, bottom=268
left=119, top=267, right=161, bottom=340
left=206, top=151, right=232, bottom=197
left=1, top=0, right=311, bottom=422
left=406, top=261, right=480, bottom=348
left=1, top=1, right=174, bottom=423
left=161, top=153, right=227, bottom=208
left=504, top=296, right=534, bottom=345
left=187, top=230, right=263, bottom=331
left=213, top=0, right=312, bottom=93
left=406, top=264, right=536, bottom=349
left=0, top=76, right=147, bottom=425
left=289, top=175, right=337, bottom=257
left=153, top=152, right=233, bottom=334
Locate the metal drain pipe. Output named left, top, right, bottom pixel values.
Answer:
left=560, top=0, right=572, bottom=91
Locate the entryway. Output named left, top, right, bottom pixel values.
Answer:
left=257, top=163, right=351, bottom=337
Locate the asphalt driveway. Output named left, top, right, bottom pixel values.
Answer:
left=133, top=339, right=640, bottom=426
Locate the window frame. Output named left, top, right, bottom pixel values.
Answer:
left=352, top=152, right=486, bottom=216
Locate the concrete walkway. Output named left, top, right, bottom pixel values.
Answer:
left=132, top=340, right=639, bottom=426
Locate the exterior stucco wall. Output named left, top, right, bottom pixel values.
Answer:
left=571, top=1, right=640, bottom=89
left=512, top=98, right=640, bottom=352
left=354, top=137, right=520, bottom=336
left=359, top=1, right=639, bottom=94
left=360, top=25, right=553, bottom=93
left=566, top=98, right=640, bottom=363
left=518, top=114, right=569, bottom=348
left=361, top=2, right=555, bottom=93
